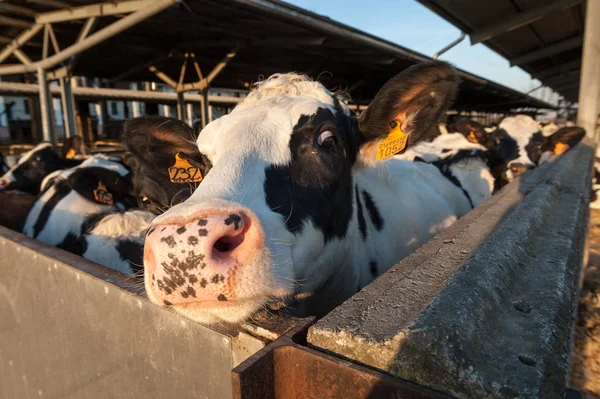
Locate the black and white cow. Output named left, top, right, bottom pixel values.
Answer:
left=74, top=210, right=154, bottom=275
left=22, top=156, right=136, bottom=246
left=122, top=116, right=212, bottom=215
left=21, top=155, right=154, bottom=274
left=0, top=138, right=83, bottom=195
left=454, top=115, right=585, bottom=188
left=140, top=62, right=497, bottom=324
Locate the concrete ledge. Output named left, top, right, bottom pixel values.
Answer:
left=308, top=138, right=594, bottom=398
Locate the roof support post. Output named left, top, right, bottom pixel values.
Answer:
left=176, top=92, right=186, bottom=122
left=201, top=90, right=209, bottom=128
left=37, top=67, right=56, bottom=144
left=59, top=76, right=76, bottom=138
left=577, top=0, right=600, bottom=141
left=470, top=0, right=583, bottom=44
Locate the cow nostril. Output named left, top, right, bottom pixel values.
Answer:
left=214, top=238, right=232, bottom=253
left=212, top=233, right=246, bottom=259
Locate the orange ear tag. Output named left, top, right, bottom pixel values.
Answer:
left=168, top=153, right=203, bottom=183
left=65, top=148, right=77, bottom=159
left=93, top=181, right=114, bottom=205
left=554, top=142, right=570, bottom=155
left=467, top=132, right=478, bottom=144
left=376, top=121, right=408, bottom=161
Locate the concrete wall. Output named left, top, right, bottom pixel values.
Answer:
left=308, top=138, right=594, bottom=398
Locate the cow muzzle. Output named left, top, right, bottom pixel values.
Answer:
left=144, top=208, right=265, bottom=307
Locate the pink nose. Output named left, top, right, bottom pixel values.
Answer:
left=144, top=211, right=263, bottom=305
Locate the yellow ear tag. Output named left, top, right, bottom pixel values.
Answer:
left=376, top=121, right=408, bottom=161
left=467, top=132, right=479, bottom=144
left=93, top=181, right=114, bottom=205
left=168, top=153, right=203, bottom=184
left=554, top=142, right=570, bottom=155
left=65, top=148, right=77, bottom=159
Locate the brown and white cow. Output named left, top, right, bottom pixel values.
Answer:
left=142, top=62, right=495, bottom=324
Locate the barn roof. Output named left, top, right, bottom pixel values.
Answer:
left=417, top=0, right=585, bottom=104
left=0, top=0, right=554, bottom=111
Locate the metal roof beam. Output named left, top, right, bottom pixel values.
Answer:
left=0, top=24, right=43, bottom=64
left=25, top=0, right=71, bottom=8
left=543, top=68, right=581, bottom=85
left=509, top=36, right=583, bottom=66
left=470, top=0, right=583, bottom=45
left=535, top=60, right=581, bottom=80
left=0, top=14, right=34, bottom=28
left=0, top=3, right=38, bottom=18
left=36, top=0, right=164, bottom=24
left=0, top=0, right=177, bottom=76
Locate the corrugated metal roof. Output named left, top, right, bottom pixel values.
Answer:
left=0, top=0, right=554, bottom=111
left=417, top=0, right=584, bottom=103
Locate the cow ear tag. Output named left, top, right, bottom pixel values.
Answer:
left=376, top=120, right=408, bottom=161
left=467, top=132, right=479, bottom=144
left=65, top=148, right=77, bottom=159
left=169, top=152, right=203, bottom=184
left=554, top=142, right=570, bottom=155
left=93, top=181, right=114, bottom=205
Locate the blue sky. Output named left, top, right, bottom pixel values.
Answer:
left=287, top=0, right=559, bottom=105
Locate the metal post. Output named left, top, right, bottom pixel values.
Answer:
left=186, top=103, right=193, bottom=126
left=577, top=0, right=600, bottom=141
left=176, top=92, right=186, bottom=121
left=37, top=67, right=55, bottom=144
left=59, top=76, right=76, bottom=138
left=201, top=90, right=209, bottom=128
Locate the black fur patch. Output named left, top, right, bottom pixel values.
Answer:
left=355, top=185, right=367, bottom=240
left=176, top=226, right=187, bottom=234
left=198, top=219, right=207, bottom=226
left=369, top=261, right=378, bottom=277
left=188, top=236, right=198, bottom=246
left=198, top=228, right=208, bottom=237
left=361, top=190, right=383, bottom=231
left=264, top=107, right=355, bottom=242
left=56, top=232, right=87, bottom=255
left=217, top=294, right=228, bottom=301
left=116, top=239, right=144, bottom=274
left=32, top=181, right=72, bottom=238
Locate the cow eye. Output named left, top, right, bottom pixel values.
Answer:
left=140, top=196, right=152, bottom=205
left=317, top=130, right=337, bottom=150
left=35, top=156, right=42, bottom=161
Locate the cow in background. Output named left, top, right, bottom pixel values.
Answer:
left=122, top=116, right=212, bottom=215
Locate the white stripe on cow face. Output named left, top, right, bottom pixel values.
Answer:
left=498, top=115, right=543, bottom=181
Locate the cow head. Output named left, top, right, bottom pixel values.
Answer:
left=142, top=62, right=459, bottom=324
left=122, top=116, right=212, bottom=215
left=456, top=115, right=585, bottom=187
left=0, top=139, right=83, bottom=195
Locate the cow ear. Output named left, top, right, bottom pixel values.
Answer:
left=357, top=61, right=459, bottom=163
left=543, top=126, right=586, bottom=155
left=62, top=135, right=84, bottom=159
left=456, top=119, right=488, bottom=146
